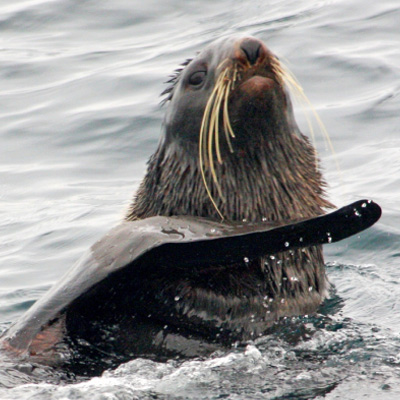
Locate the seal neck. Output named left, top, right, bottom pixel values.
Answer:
left=126, top=132, right=332, bottom=223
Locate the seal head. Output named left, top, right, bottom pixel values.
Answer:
left=164, top=36, right=291, bottom=148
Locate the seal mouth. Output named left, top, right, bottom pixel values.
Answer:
left=236, top=75, right=277, bottom=98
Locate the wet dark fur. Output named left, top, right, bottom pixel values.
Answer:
left=126, top=53, right=333, bottom=338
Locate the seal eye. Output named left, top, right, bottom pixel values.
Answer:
left=188, top=70, right=206, bottom=86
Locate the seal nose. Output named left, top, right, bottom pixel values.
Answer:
left=240, top=38, right=262, bottom=65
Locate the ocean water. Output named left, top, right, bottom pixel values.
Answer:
left=0, top=0, right=399, bottom=398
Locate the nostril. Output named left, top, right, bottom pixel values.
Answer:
left=240, top=39, right=262, bottom=65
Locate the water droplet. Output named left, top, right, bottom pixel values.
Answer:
left=284, top=241, right=289, bottom=247
left=361, top=203, right=367, bottom=208
left=210, top=228, right=216, bottom=233
left=308, top=286, right=313, bottom=292
left=174, top=296, right=180, bottom=301
left=244, top=257, right=249, bottom=263
left=242, top=218, right=247, bottom=222
left=163, top=325, right=168, bottom=330
left=262, top=217, right=267, bottom=222
left=299, top=237, right=303, bottom=242
left=270, top=255, right=275, bottom=260
left=327, top=236, right=332, bottom=243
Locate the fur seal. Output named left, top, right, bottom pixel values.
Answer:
left=0, top=36, right=381, bottom=377
left=128, top=35, right=333, bottom=334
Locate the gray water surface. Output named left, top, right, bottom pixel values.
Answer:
left=1, top=0, right=400, bottom=398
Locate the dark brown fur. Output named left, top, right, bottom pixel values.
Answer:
left=125, top=35, right=333, bottom=337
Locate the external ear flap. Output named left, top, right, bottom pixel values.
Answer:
left=160, top=58, right=193, bottom=104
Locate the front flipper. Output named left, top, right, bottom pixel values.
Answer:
left=1, top=199, right=381, bottom=369
left=154, top=199, right=381, bottom=267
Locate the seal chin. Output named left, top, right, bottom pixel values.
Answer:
left=229, top=74, right=284, bottom=135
